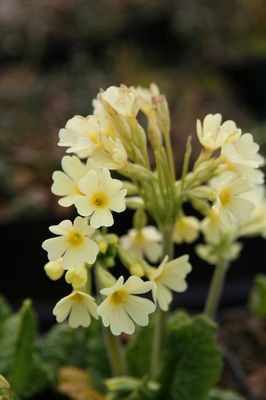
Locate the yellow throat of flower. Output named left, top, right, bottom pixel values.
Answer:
left=91, top=192, right=108, bottom=208
left=67, top=230, right=84, bottom=247
left=110, top=289, right=127, bottom=305
left=219, top=187, right=231, bottom=207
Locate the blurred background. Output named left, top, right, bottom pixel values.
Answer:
left=1, top=0, right=266, bottom=319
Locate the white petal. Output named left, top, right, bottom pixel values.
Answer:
left=42, top=236, right=68, bottom=260
left=90, top=209, right=114, bottom=228
left=49, top=220, right=73, bottom=235
left=124, top=295, right=155, bottom=326
left=108, top=189, right=127, bottom=212
left=123, top=276, right=153, bottom=294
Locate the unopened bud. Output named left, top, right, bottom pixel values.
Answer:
left=129, top=263, right=144, bottom=277
left=65, top=267, right=87, bottom=289
left=133, top=209, right=147, bottom=230
left=44, top=258, right=64, bottom=281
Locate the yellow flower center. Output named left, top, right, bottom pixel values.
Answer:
left=91, top=192, right=108, bottom=208
left=110, top=289, right=127, bottom=305
left=71, top=293, right=84, bottom=302
left=89, top=132, right=99, bottom=144
left=67, top=230, right=84, bottom=247
left=133, top=232, right=146, bottom=245
left=219, top=188, right=231, bottom=207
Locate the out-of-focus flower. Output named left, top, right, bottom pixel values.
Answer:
left=58, top=115, right=101, bottom=158
left=120, top=226, right=162, bottom=263
left=196, top=114, right=241, bottom=151
left=201, top=209, right=227, bottom=244
left=174, top=216, right=200, bottom=244
left=211, top=173, right=255, bottom=227
left=196, top=242, right=242, bottom=265
left=149, top=255, right=191, bottom=311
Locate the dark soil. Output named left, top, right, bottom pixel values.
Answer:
left=219, top=309, right=266, bottom=400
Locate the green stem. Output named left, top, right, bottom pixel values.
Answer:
left=204, top=259, right=229, bottom=320
left=163, top=128, right=176, bottom=183
left=150, top=224, right=174, bottom=378
left=103, top=327, right=126, bottom=376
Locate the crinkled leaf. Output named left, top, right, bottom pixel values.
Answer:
left=209, top=388, right=246, bottom=400
left=158, top=312, right=222, bottom=400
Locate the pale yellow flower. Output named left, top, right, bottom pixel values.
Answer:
left=42, top=216, right=99, bottom=269
left=91, top=136, right=127, bottom=170
left=196, top=242, right=242, bottom=265
left=201, top=209, right=227, bottom=244
left=100, top=85, right=141, bottom=118
left=222, top=133, right=264, bottom=184
left=75, top=169, right=127, bottom=228
left=58, top=115, right=101, bottom=158
left=53, top=291, right=98, bottom=328
left=97, top=276, right=155, bottom=335
left=211, top=173, right=255, bottom=227
left=174, top=216, right=200, bottom=244
left=120, top=226, right=162, bottom=263
left=197, top=114, right=241, bottom=151
left=150, top=256, right=192, bottom=311
left=51, top=155, right=89, bottom=207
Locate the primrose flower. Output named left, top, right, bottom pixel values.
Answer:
left=51, top=155, right=89, bottom=207
left=222, top=133, right=264, bottom=184
left=174, top=216, right=200, bottom=244
left=100, top=85, right=141, bottom=118
left=91, top=136, right=127, bottom=170
left=196, top=242, right=242, bottom=265
left=201, top=209, right=227, bottom=244
left=150, top=255, right=192, bottom=311
left=97, top=276, right=155, bottom=335
left=120, top=226, right=162, bottom=263
left=42, top=216, right=99, bottom=269
left=211, top=173, right=255, bottom=227
left=58, top=115, right=101, bottom=158
left=75, top=169, right=127, bottom=228
left=53, top=291, right=98, bottom=328
left=197, top=114, right=241, bottom=151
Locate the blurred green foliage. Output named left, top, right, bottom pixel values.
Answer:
left=1, top=0, right=266, bottom=220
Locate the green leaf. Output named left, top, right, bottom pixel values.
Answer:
left=158, top=312, right=222, bottom=400
left=0, top=295, right=11, bottom=325
left=37, top=322, right=76, bottom=384
left=209, top=388, right=245, bottom=400
left=125, top=315, right=154, bottom=378
left=0, top=300, right=38, bottom=397
left=248, top=274, right=266, bottom=317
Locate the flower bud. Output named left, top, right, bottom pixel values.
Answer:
left=44, top=258, right=64, bottom=281
left=129, top=263, right=144, bottom=277
left=65, top=267, right=87, bottom=289
left=133, top=209, right=147, bottom=230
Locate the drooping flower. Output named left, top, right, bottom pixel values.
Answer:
left=222, top=133, right=264, bottom=184
left=42, top=216, right=99, bottom=269
left=149, top=255, right=192, bottom=311
left=120, top=226, right=162, bottom=263
left=75, top=169, right=127, bottom=228
left=173, top=216, right=200, bottom=244
left=53, top=291, right=98, bottom=328
left=51, top=155, right=89, bottom=207
left=97, top=275, right=155, bottom=335
left=211, top=173, right=255, bottom=227
left=58, top=115, right=101, bottom=158
left=196, top=113, right=241, bottom=151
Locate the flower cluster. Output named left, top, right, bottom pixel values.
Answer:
left=42, top=86, right=265, bottom=337
left=42, top=84, right=193, bottom=334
